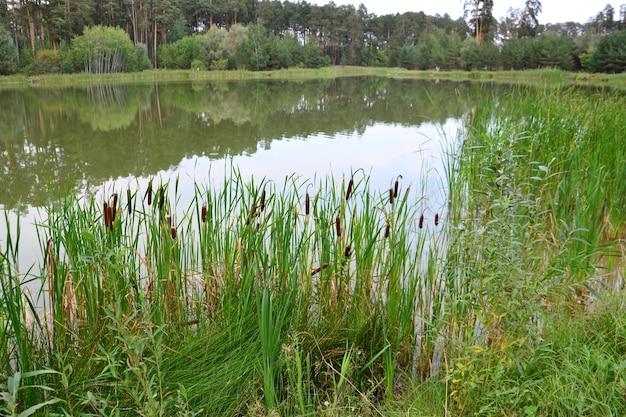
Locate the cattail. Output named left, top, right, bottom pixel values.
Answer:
left=146, top=181, right=153, bottom=205
left=108, top=206, right=116, bottom=229
left=158, top=187, right=165, bottom=212
left=201, top=204, right=207, bottom=223
left=166, top=214, right=172, bottom=229
left=419, top=214, right=424, bottom=229
left=384, top=223, right=391, bottom=238
left=389, top=188, right=394, bottom=205
left=434, top=213, right=440, bottom=226
left=246, top=203, right=257, bottom=225
left=110, top=193, right=118, bottom=223
left=344, top=245, right=352, bottom=257
left=127, top=188, right=132, bottom=215
left=170, top=226, right=177, bottom=239
left=305, top=192, right=310, bottom=215
left=103, top=201, right=110, bottom=229
left=394, top=175, right=402, bottom=198
left=311, top=263, right=329, bottom=276
left=260, top=189, right=266, bottom=212
left=345, top=178, right=354, bottom=200
left=335, top=216, right=342, bottom=237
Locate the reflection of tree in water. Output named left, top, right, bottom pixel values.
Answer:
left=0, top=78, right=500, bottom=209
left=71, top=84, right=152, bottom=131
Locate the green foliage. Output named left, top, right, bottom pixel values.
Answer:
left=591, top=29, right=626, bottom=73
left=445, top=85, right=626, bottom=416
left=210, top=58, right=229, bottom=71
left=0, top=369, right=62, bottom=416
left=198, top=26, right=228, bottom=68
left=35, top=49, right=61, bottom=74
left=190, top=59, right=205, bottom=71
left=398, top=44, right=417, bottom=70
left=0, top=26, right=16, bottom=75
left=236, top=24, right=270, bottom=70
left=160, top=35, right=202, bottom=69
left=70, top=26, right=136, bottom=73
left=460, top=36, right=482, bottom=70
left=304, top=41, right=323, bottom=68
left=135, top=43, right=152, bottom=71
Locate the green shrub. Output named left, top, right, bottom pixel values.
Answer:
left=209, top=58, right=228, bottom=71
left=35, top=49, right=61, bottom=74
left=135, top=43, right=152, bottom=71
left=190, top=59, right=205, bottom=71
left=70, top=26, right=136, bottom=73
left=160, top=35, right=201, bottom=69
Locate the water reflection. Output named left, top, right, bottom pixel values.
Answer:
left=0, top=78, right=477, bottom=210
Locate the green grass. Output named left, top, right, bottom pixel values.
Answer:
left=1, top=85, right=625, bottom=416
left=2, top=66, right=626, bottom=90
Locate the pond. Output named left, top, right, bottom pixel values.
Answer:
left=0, top=77, right=480, bottom=273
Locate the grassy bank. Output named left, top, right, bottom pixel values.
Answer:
left=1, top=67, right=626, bottom=90
left=1, top=85, right=625, bottom=416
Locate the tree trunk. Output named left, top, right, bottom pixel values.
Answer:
left=209, top=0, right=213, bottom=27
left=26, top=4, right=35, bottom=56
left=153, top=19, right=157, bottom=68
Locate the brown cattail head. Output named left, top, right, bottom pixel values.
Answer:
left=111, top=193, right=118, bottom=213
left=246, top=203, right=257, bottom=225
left=419, top=214, right=424, bottom=229
left=147, top=181, right=153, bottom=205
left=434, top=213, right=440, bottom=226
left=345, top=178, right=354, bottom=200
left=344, top=245, right=352, bottom=257
left=110, top=193, right=118, bottom=223
left=158, top=187, right=165, bottom=212
left=384, top=223, right=391, bottom=238
left=389, top=188, right=394, bottom=205
left=335, top=216, right=342, bottom=237
left=108, top=206, right=116, bottom=229
left=170, top=226, right=177, bottom=239
left=104, top=201, right=110, bottom=229
left=201, top=204, right=207, bottom=223
left=166, top=214, right=172, bottom=229
left=394, top=175, right=402, bottom=198
left=305, top=193, right=310, bottom=215
left=311, top=263, right=330, bottom=276
left=127, top=188, right=132, bottom=215
left=260, top=189, right=266, bottom=213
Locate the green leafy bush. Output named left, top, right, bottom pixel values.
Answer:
left=70, top=26, right=136, bottom=73
left=35, top=49, right=61, bottom=74
left=135, top=43, right=152, bottom=71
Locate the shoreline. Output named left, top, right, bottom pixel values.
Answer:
left=1, top=66, right=625, bottom=90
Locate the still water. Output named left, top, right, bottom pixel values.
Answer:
left=0, top=77, right=478, bottom=272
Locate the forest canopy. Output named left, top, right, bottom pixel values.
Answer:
left=0, top=0, right=624, bottom=75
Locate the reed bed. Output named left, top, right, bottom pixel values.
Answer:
left=441, top=85, right=626, bottom=415
left=0, top=167, right=449, bottom=415
left=1, top=85, right=625, bottom=416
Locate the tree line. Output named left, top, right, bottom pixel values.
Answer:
left=0, top=0, right=625, bottom=76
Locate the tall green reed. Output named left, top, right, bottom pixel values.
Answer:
left=442, top=84, right=626, bottom=413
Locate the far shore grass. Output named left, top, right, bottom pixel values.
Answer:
left=1, top=66, right=626, bottom=89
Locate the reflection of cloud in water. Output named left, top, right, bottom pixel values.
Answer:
left=100, top=119, right=460, bottom=214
